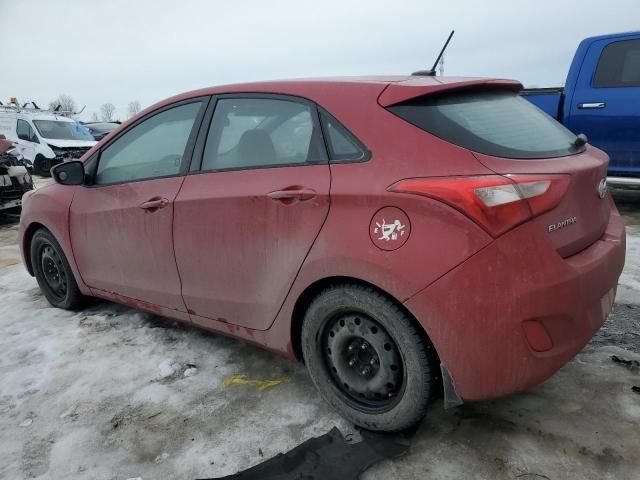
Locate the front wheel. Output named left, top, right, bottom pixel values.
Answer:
left=30, top=229, right=84, bottom=309
left=301, top=284, right=438, bottom=432
left=32, top=155, right=53, bottom=177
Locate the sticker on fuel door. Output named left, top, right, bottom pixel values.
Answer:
left=369, top=207, right=411, bottom=251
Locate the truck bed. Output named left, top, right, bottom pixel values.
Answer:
left=520, top=87, right=564, bottom=119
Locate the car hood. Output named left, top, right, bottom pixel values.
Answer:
left=45, top=139, right=97, bottom=149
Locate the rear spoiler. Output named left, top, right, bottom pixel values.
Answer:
left=378, top=78, right=523, bottom=107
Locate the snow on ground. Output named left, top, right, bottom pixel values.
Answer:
left=618, top=223, right=640, bottom=305
left=0, top=190, right=639, bottom=480
left=0, top=251, right=351, bottom=479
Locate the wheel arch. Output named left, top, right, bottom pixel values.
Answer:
left=290, top=275, right=441, bottom=370
left=22, top=221, right=47, bottom=276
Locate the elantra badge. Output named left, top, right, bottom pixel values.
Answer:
left=598, top=178, right=608, bottom=199
left=548, top=216, right=577, bottom=233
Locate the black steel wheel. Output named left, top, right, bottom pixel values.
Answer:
left=323, top=313, right=405, bottom=412
left=302, top=283, right=438, bottom=432
left=39, top=244, right=68, bottom=302
left=30, top=228, right=84, bottom=309
left=33, top=155, right=54, bottom=177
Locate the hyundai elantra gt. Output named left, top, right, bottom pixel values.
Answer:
left=19, top=76, right=626, bottom=431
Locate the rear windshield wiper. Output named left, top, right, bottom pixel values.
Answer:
left=573, top=133, right=588, bottom=147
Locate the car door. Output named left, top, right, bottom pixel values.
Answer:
left=15, top=119, right=38, bottom=161
left=173, top=95, right=330, bottom=330
left=69, top=98, right=207, bottom=311
left=567, top=37, right=640, bottom=176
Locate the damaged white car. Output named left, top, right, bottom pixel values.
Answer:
left=0, top=136, right=34, bottom=213
left=0, top=102, right=96, bottom=176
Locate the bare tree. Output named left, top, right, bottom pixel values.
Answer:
left=127, top=101, right=141, bottom=118
left=48, top=94, right=77, bottom=115
left=100, top=103, right=116, bottom=122
left=90, top=112, right=99, bottom=122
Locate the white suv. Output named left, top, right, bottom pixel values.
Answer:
left=0, top=108, right=96, bottom=176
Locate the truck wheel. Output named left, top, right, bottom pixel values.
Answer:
left=301, top=283, right=438, bottom=432
left=30, top=229, right=84, bottom=309
left=33, top=155, right=52, bottom=177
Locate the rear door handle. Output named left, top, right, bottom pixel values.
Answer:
left=139, top=197, right=170, bottom=211
left=268, top=188, right=317, bottom=202
left=578, top=102, right=606, bottom=109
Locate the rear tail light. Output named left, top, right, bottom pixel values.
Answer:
left=389, top=175, right=570, bottom=237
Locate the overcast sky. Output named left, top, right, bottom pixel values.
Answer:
left=1, top=0, right=638, bottom=121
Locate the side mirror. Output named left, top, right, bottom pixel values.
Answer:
left=52, top=161, right=85, bottom=185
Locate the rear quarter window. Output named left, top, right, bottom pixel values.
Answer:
left=320, top=110, right=369, bottom=162
left=387, top=90, right=582, bottom=159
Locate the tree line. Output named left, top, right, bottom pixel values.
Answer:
left=48, top=94, right=141, bottom=122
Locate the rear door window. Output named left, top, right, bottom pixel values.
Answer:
left=387, top=90, right=581, bottom=159
left=593, top=39, right=640, bottom=88
left=201, top=97, right=326, bottom=171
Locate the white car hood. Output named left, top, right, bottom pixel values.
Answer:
left=44, top=139, right=97, bottom=148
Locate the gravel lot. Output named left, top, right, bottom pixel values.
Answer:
left=1, top=183, right=639, bottom=480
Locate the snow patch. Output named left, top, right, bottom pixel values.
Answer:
left=158, top=359, right=178, bottom=379
left=19, top=418, right=33, bottom=428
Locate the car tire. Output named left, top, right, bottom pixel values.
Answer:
left=301, top=283, right=438, bottom=432
left=30, top=228, right=84, bottom=309
left=33, top=155, right=52, bottom=177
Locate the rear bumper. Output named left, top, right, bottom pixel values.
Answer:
left=607, top=176, right=640, bottom=188
left=404, top=203, right=626, bottom=402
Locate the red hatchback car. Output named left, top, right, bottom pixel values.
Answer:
left=19, top=76, right=626, bottom=431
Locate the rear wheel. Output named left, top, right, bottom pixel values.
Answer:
left=30, top=229, right=84, bottom=309
left=301, top=283, right=438, bottom=431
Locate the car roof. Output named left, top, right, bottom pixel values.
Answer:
left=144, top=75, right=523, bottom=114
left=581, top=30, right=640, bottom=44
left=84, top=122, right=119, bottom=128
left=0, top=111, right=77, bottom=122
left=82, top=75, right=524, bottom=161
left=29, top=114, right=76, bottom=122
left=85, top=123, right=119, bottom=132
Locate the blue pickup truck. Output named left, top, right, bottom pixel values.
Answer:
left=522, top=31, right=640, bottom=186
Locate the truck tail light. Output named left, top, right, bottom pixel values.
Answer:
left=389, top=175, right=570, bottom=237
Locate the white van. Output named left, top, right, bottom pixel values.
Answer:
left=0, top=107, right=96, bottom=176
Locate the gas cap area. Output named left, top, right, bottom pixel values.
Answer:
left=369, top=207, right=411, bottom=251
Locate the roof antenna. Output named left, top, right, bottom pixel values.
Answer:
left=412, top=30, right=455, bottom=76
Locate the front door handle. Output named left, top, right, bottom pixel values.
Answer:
left=578, top=102, right=606, bottom=109
left=268, top=188, right=317, bottom=203
left=139, top=197, right=170, bottom=211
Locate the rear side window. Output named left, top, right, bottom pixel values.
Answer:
left=593, top=39, right=640, bottom=88
left=202, top=98, right=326, bottom=171
left=387, top=90, right=580, bottom=159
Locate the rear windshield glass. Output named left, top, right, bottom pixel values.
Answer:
left=387, top=90, right=582, bottom=159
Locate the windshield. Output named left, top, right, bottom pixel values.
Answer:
left=33, top=120, right=95, bottom=141
left=387, top=90, right=582, bottom=159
